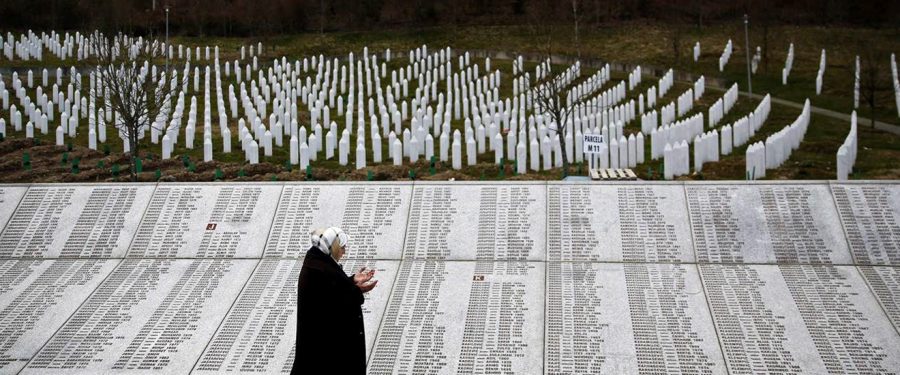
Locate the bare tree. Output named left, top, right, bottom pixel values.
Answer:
left=662, top=1, right=689, bottom=66
left=751, top=0, right=777, bottom=74
left=525, top=0, right=575, bottom=175
left=858, top=44, right=892, bottom=128
left=320, top=0, right=326, bottom=34
left=524, top=0, right=605, bottom=176
left=88, top=31, right=185, bottom=181
left=530, top=72, right=576, bottom=175
left=671, top=25, right=683, bottom=64
left=572, top=0, right=582, bottom=59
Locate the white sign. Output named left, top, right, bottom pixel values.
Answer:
left=583, top=134, right=605, bottom=154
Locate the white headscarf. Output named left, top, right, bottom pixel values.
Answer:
left=310, top=228, right=325, bottom=247
left=315, top=227, right=349, bottom=257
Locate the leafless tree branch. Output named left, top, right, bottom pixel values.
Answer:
left=88, top=31, right=187, bottom=181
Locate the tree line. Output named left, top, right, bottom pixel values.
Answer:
left=1, top=0, right=896, bottom=36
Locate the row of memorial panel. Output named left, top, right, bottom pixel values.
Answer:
left=1, top=258, right=898, bottom=374
left=0, top=181, right=897, bottom=265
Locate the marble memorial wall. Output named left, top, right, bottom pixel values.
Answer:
left=0, top=186, right=28, bottom=235
left=0, top=184, right=154, bottom=258
left=700, top=264, right=900, bottom=373
left=21, top=259, right=258, bottom=374
left=128, top=183, right=281, bottom=258
left=264, top=183, right=411, bottom=259
left=193, top=259, right=399, bottom=373
left=686, top=182, right=852, bottom=264
left=831, top=182, right=900, bottom=265
left=0, top=181, right=897, bottom=374
left=367, top=260, right=544, bottom=374
left=403, top=182, right=545, bottom=260
left=547, top=183, right=695, bottom=262
left=0, top=259, right=120, bottom=374
left=858, top=266, right=900, bottom=332
left=545, top=262, right=726, bottom=374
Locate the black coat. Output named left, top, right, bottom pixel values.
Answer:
left=291, top=247, right=366, bottom=375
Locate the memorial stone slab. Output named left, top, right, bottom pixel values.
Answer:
left=265, top=183, right=411, bottom=259
left=193, top=258, right=398, bottom=373
left=0, top=184, right=155, bottom=258
left=858, top=266, right=900, bottom=334
left=547, top=183, right=695, bottom=262
left=686, top=182, right=852, bottom=264
left=545, top=262, right=726, bottom=374
left=0, top=181, right=896, bottom=374
left=22, top=259, right=257, bottom=374
left=0, top=185, right=27, bottom=234
left=367, top=260, right=544, bottom=374
left=0, top=259, right=120, bottom=374
left=699, top=264, right=900, bottom=374
left=403, top=182, right=545, bottom=260
left=127, top=184, right=281, bottom=258
left=831, top=182, right=900, bottom=265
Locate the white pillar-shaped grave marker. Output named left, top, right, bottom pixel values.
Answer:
left=356, top=142, right=366, bottom=170
left=392, top=139, right=403, bottom=166
left=290, top=135, right=299, bottom=165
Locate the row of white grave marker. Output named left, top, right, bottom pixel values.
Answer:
left=1, top=30, right=262, bottom=64
left=2, top=44, right=268, bottom=160
left=719, top=39, right=733, bottom=72
left=892, top=53, right=900, bottom=117
left=663, top=140, right=690, bottom=179
left=658, top=69, right=675, bottom=99
left=704, top=38, right=758, bottom=74
left=627, top=65, right=643, bottom=91
left=660, top=92, right=772, bottom=179
left=746, top=99, right=810, bottom=180
left=708, top=83, right=739, bottom=128
left=745, top=142, right=766, bottom=179
left=782, top=43, right=795, bottom=85
left=721, top=94, right=772, bottom=153
left=658, top=113, right=705, bottom=179
left=764, top=99, right=810, bottom=169
left=672, top=76, right=704, bottom=125
left=652, top=113, right=704, bottom=160
left=751, top=46, right=761, bottom=74
left=0, top=69, right=108, bottom=147
left=640, top=75, right=705, bottom=137
left=693, top=129, right=719, bottom=172
left=676, top=88, right=695, bottom=117
left=279, top=47, right=470, bottom=167
left=854, top=56, right=861, bottom=109
left=815, top=49, right=827, bottom=95
left=255, top=46, right=490, bottom=170
left=837, top=111, right=858, bottom=180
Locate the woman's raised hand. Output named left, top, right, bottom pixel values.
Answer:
left=353, top=267, right=378, bottom=293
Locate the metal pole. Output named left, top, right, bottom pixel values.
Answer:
left=165, top=7, right=170, bottom=74
left=743, top=14, right=753, bottom=102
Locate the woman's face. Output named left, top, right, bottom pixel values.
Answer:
left=331, top=240, right=346, bottom=261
